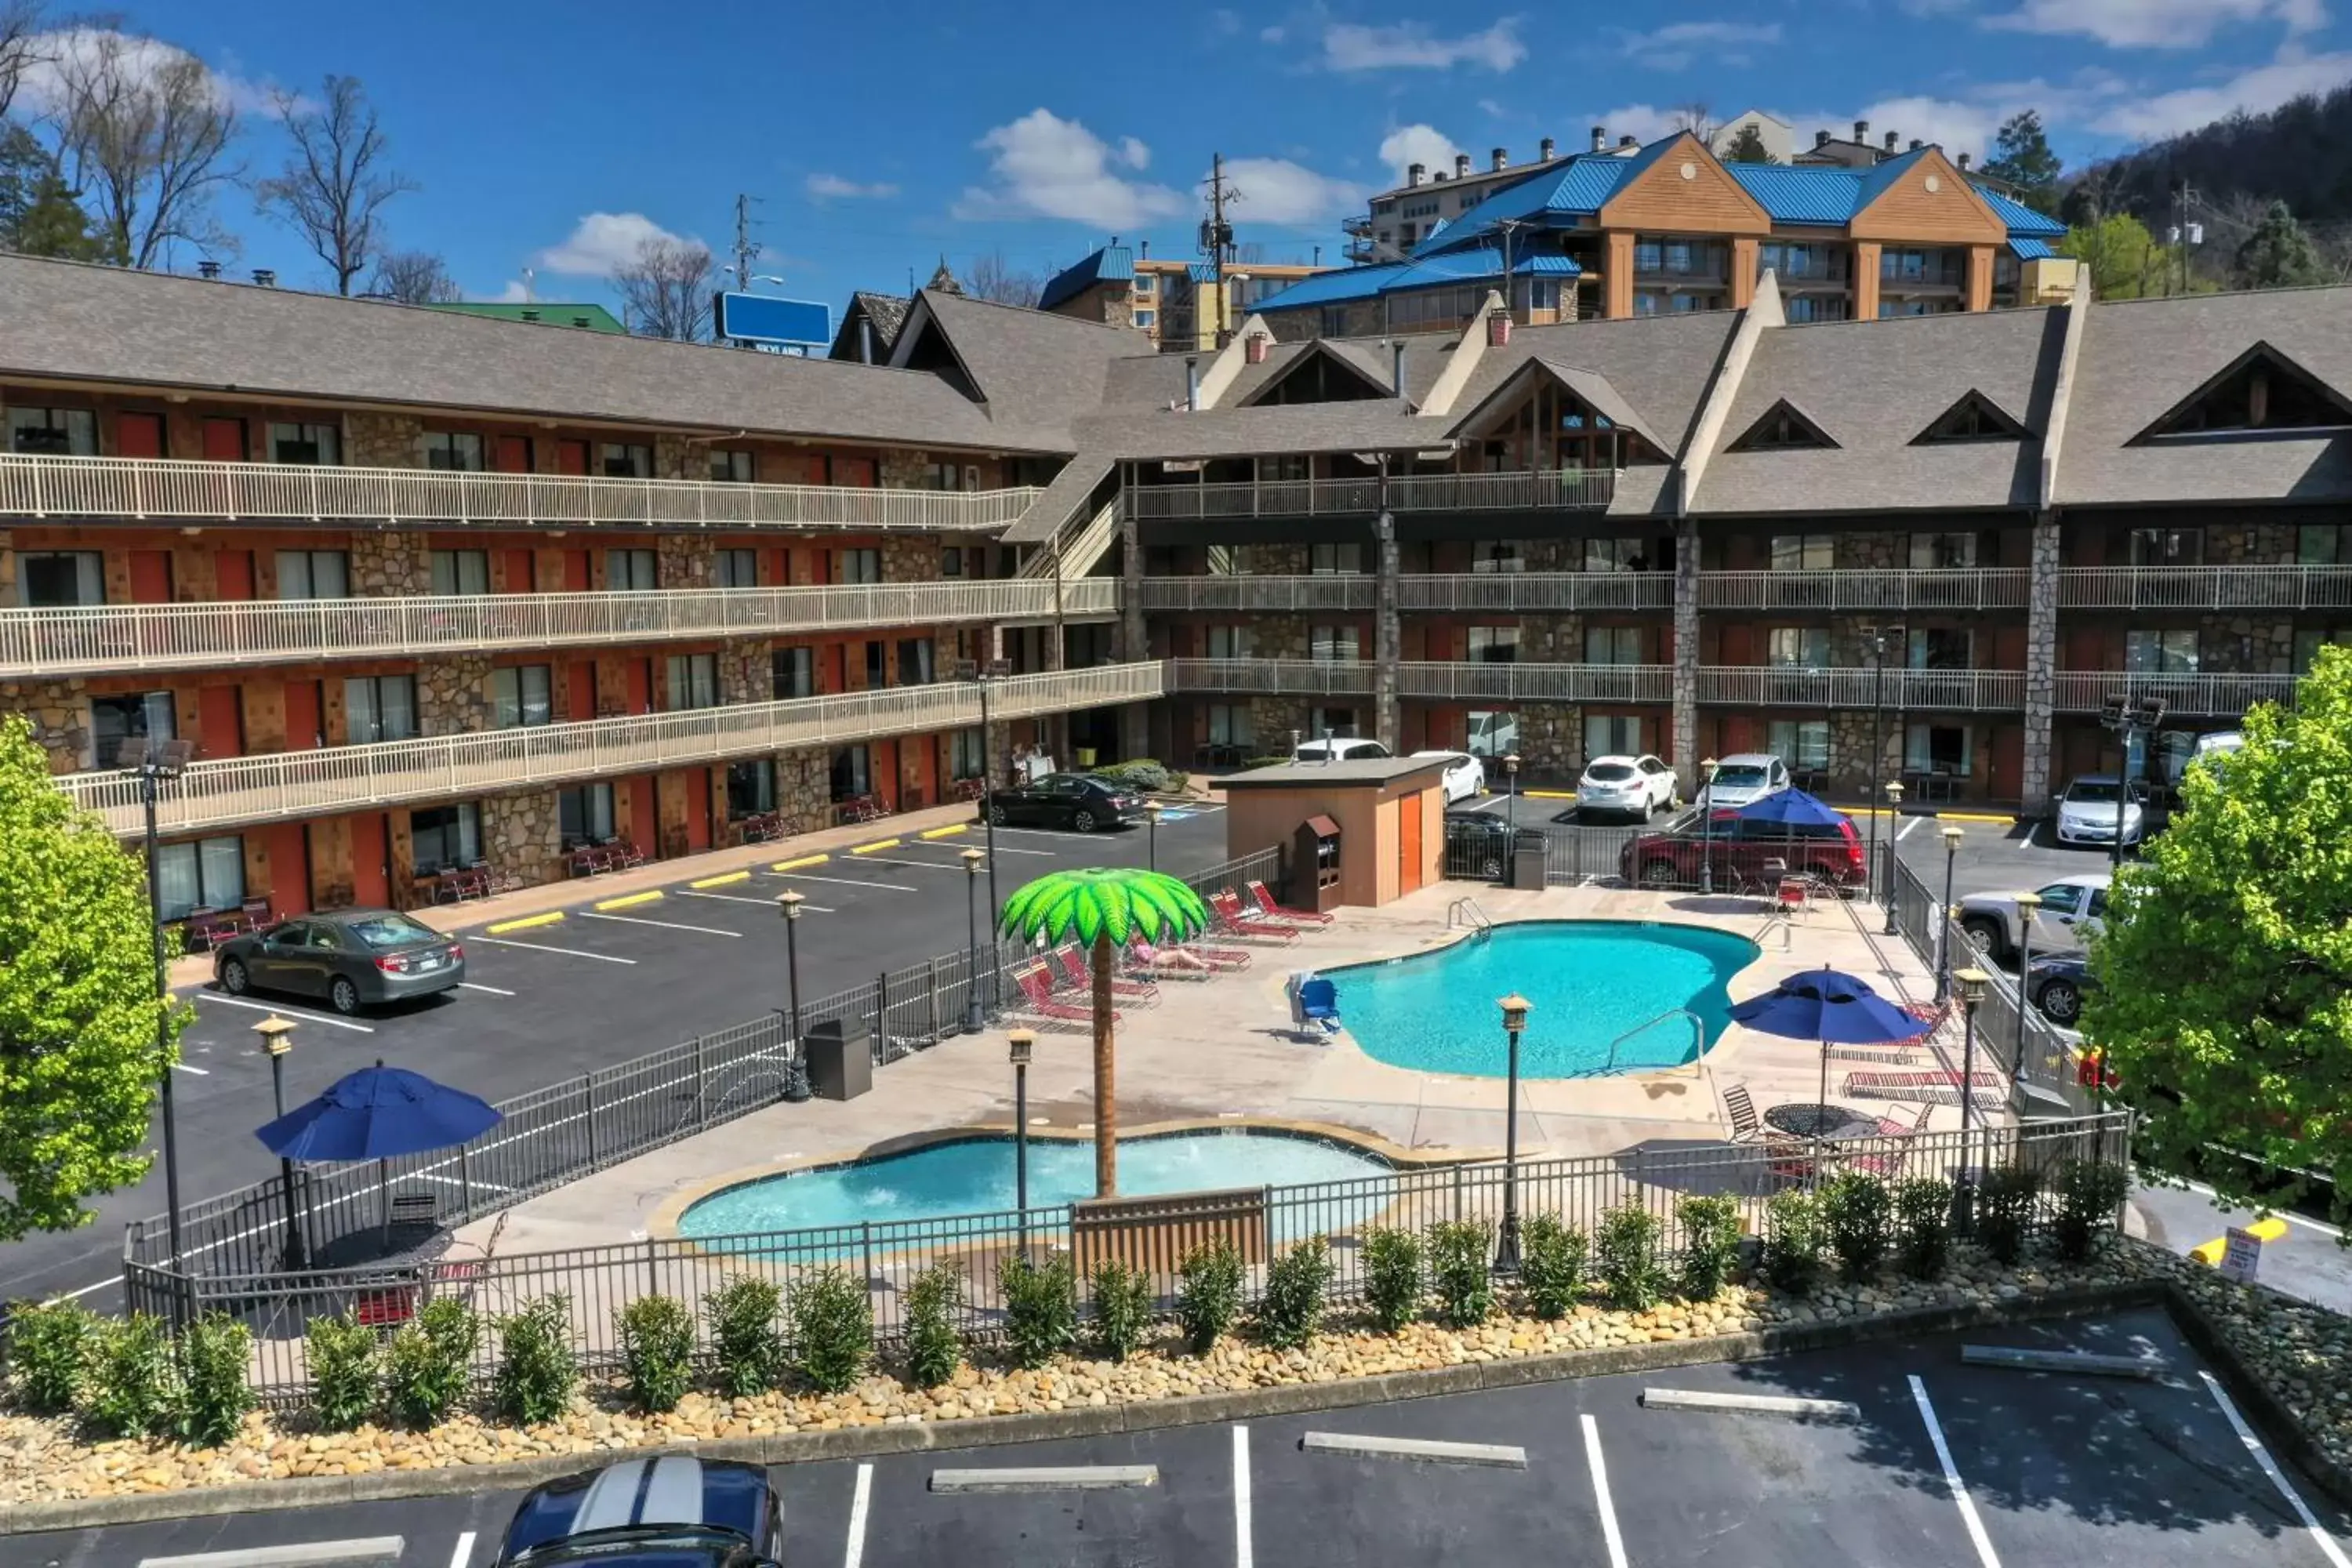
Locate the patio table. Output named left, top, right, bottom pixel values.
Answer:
left=1764, top=1102, right=1879, bottom=1141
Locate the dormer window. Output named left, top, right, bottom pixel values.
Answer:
left=1728, top=399, right=1838, bottom=453
left=1914, top=390, right=2028, bottom=445
left=2132, top=343, right=2352, bottom=441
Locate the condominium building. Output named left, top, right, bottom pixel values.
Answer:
left=1040, top=243, right=1330, bottom=350
left=1, top=252, right=2344, bottom=931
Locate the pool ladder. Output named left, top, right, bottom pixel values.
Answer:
left=1446, top=897, right=1494, bottom=934
left=1594, top=1007, right=1706, bottom=1076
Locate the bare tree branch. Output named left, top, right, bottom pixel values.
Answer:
left=49, top=27, right=241, bottom=270
left=0, top=0, right=46, bottom=123
left=368, top=249, right=460, bottom=303
left=964, top=249, right=1041, bottom=307
left=614, top=234, right=713, bottom=340
left=256, top=74, right=413, bottom=296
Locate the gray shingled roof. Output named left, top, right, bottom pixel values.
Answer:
left=909, top=289, right=1138, bottom=434
left=1070, top=399, right=1450, bottom=459
left=1444, top=313, right=1741, bottom=462
left=1001, top=452, right=1116, bottom=544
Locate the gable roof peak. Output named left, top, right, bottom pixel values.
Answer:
left=1727, top=397, right=1840, bottom=453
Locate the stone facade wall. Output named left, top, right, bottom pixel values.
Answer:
left=717, top=637, right=771, bottom=705
left=2021, top=514, right=2060, bottom=812
left=351, top=533, right=430, bottom=597
left=655, top=535, right=713, bottom=590
left=881, top=535, right=944, bottom=582
left=2200, top=617, right=2296, bottom=673
left=1514, top=702, right=1582, bottom=775
left=1247, top=696, right=1312, bottom=753
left=484, top=790, right=563, bottom=887
left=1244, top=615, right=1312, bottom=661
left=776, top=746, right=833, bottom=834
left=2206, top=521, right=2300, bottom=564
left=1254, top=543, right=1313, bottom=575
left=654, top=434, right=693, bottom=481
left=417, top=655, right=493, bottom=735
left=0, top=677, right=89, bottom=771
left=1518, top=614, right=1586, bottom=662
left=1828, top=709, right=1904, bottom=797
left=346, top=412, right=425, bottom=468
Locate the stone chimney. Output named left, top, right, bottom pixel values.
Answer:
left=1590, top=125, right=1606, bottom=152
left=1487, top=310, right=1512, bottom=347
left=1854, top=119, right=1869, bottom=143
left=1454, top=153, right=1472, bottom=179
left=1245, top=332, right=1269, bottom=365
left=1407, top=162, right=1426, bottom=187
left=1540, top=136, right=1556, bottom=161
left=1816, top=129, right=1832, bottom=148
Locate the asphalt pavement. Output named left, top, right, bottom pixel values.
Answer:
left=13, top=1306, right=2348, bottom=1567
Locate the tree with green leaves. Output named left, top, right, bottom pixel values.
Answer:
left=2060, top=213, right=2168, bottom=299
left=1979, top=110, right=2062, bottom=214
left=1721, top=122, right=1776, bottom=165
left=2235, top=200, right=2331, bottom=289
left=2085, top=646, right=2352, bottom=1213
left=0, top=122, right=103, bottom=261
left=0, top=717, right=186, bottom=1238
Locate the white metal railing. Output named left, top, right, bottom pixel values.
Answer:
left=56, top=662, right=1167, bottom=838
left=2057, top=565, right=2352, bottom=612
left=1123, top=469, right=1617, bottom=521
left=1020, top=496, right=1120, bottom=580
left=1396, top=661, right=1673, bottom=703
left=0, top=452, right=1040, bottom=533
left=1399, top=573, right=1674, bottom=612
left=1137, top=576, right=1377, bottom=613
left=1165, top=658, right=1377, bottom=696
left=0, top=579, right=1118, bottom=679
left=2051, top=670, right=2299, bottom=716
left=1700, top=569, right=2031, bottom=612
left=1697, top=666, right=2028, bottom=710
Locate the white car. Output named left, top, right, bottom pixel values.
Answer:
left=1292, top=737, right=1391, bottom=764
left=1959, top=874, right=2111, bottom=962
left=1413, top=750, right=1486, bottom=804
left=2053, top=775, right=2148, bottom=847
left=1699, top=753, right=1791, bottom=811
left=1577, top=754, right=1679, bottom=818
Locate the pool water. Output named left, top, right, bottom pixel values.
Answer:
left=1329, top=920, right=1759, bottom=1078
left=677, top=1129, right=1392, bottom=1238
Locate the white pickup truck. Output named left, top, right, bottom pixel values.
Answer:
left=1958, top=873, right=2111, bottom=964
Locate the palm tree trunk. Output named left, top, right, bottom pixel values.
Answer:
left=1093, top=930, right=1116, bottom=1198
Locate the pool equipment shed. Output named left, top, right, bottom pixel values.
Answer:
left=1220, top=755, right=1448, bottom=909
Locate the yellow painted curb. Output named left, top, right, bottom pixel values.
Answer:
left=2190, top=1215, right=2288, bottom=1265
left=850, top=838, right=902, bottom=855
left=596, top=891, right=665, bottom=911
left=920, top=823, right=969, bottom=840
left=773, top=854, right=829, bottom=873
left=1524, top=789, right=1575, bottom=800
left=486, top=911, right=564, bottom=935
left=690, top=870, right=752, bottom=889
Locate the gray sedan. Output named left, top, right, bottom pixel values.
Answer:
left=214, top=909, right=465, bottom=1015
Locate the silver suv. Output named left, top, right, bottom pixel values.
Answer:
left=1958, top=873, right=2111, bottom=963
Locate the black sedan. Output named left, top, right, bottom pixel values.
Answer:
left=213, top=908, right=465, bottom=1016
left=496, top=1455, right=783, bottom=1566
left=984, top=771, right=1146, bottom=833
left=2027, top=949, right=2096, bottom=1025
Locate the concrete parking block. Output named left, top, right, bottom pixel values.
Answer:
left=1639, top=1387, right=1862, bottom=1417
left=930, top=1465, right=1158, bottom=1493
left=1298, top=1432, right=1528, bottom=1468
left=1958, top=1345, right=2162, bottom=1377
left=485, top=910, right=564, bottom=934
left=593, top=890, right=664, bottom=911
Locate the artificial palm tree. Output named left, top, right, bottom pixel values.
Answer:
left=997, top=866, right=1210, bottom=1197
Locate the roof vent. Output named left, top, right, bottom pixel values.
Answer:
left=1815, top=129, right=1832, bottom=148
left=1434, top=170, right=1449, bottom=183
left=196, top=260, right=221, bottom=280
left=1618, top=135, right=1638, bottom=149
left=1407, top=162, right=1426, bottom=187
left=521, top=309, right=540, bottom=321
left=1885, top=131, right=1900, bottom=151
left=1540, top=136, right=1556, bottom=161
left=1957, top=152, right=1971, bottom=172
left=1591, top=125, right=1606, bottom=152
left=252, top=268, right=275, bottom=287
left=1854, top=119, right=1869, bottom=143
left=1909, top=138, right=1924, bottom=151
left=1454, top=154, right=1472, bottom=178
left=1491, top=147, right=1508, bottom=172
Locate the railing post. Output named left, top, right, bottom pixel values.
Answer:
left=692, top=1036, right=707, bottom=1129
left=458, top=1145, right=474, bottom=1221
left=583, top=1076, right=597, bottom=1166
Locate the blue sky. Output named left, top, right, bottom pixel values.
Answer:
left=74, top=0, right=2352, bottom=313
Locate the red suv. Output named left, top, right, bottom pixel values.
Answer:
left=1618, top=808, right=1868, bottom=892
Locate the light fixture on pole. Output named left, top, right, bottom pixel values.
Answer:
left=2011, top=891, right=2042, bottom=1088
left=1699, top=757, right=1719, bottom=895
left=1007, top=1027, right=1036, bottom=1219
left=120, top=735, right=195, bottom=1272
left=1936, top=824, right=1963, bottom=1003
left=2097, top=692, right=2166, bottom=876
left=1495, top=993, right=1531, bottom=1271
left=960, top=848, right=987, bottom=1032
left=1955, top=967, right=1990, bottom=1214
left=1504, top=753, right=1522, bottom=833
left=776, top=891, right=811, bottom=1102
left=959, top=655, right=1013, bottom=1011
left=1144, top=798, right=1163, bottom=873
left=252, top=1014, right=303, bottom=1269
left=1857, top=623, right=1902, bottom=900
left=1881, top=779, right=1905, bottom=934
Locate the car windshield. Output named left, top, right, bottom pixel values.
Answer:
left=1586, top=763, right=1635, bottom=782
left=1712, top=765, right=1768, bottom=787
left=2063, top=781, right=2122, bottom=804
left=344, top=913, right=438, bottom=950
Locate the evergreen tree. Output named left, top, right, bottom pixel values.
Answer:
left=0, top=124, right=103, bottom=261
left=1979, top=110, right=2062, bottom=214
left=1722, top=123, right=1777, bottom=165
left=2234, top=200, right=2330, bottom=289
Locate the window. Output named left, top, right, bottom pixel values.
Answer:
left=727, top=759, right=776, bottom=818
left=921, top=462, right=964, bottom=490
left=1904, top=723, right=1971, bottom=774
left=492, top=665, right=553, bottom=728
left=1769, top=535, right=1833, bottom=571
left=1206, top=544, right=1253, bottom=576
left=1907, top=629, right=1972, bottom=670
left=863, top=641, right=887, bottom=688
left=1913, top=392, right=2027, bottom=445
left=409, top=803, right=482, bottom=875
left=1309, top=542, right=1364, bottom=575
left=665, top=654, right=719, bottom=710
left=1471, top=541, right=1525, bottom=574
left=942, top=546, right=966, bottom=578
left=1759, top=243, right=1843, bottom=283
left=709, top=449, right=755, bottom=482
left=1131, top=274, right=1156, bottom=295
left=1207, top=704, right=1255, bottom=748
left=559, top=782, right=615, bottom=847
left=1768, top=628, right=1828, bottom=668
left=772, top=647, right=815, bottom=699
left=1769, top=720, right=1831, bottom=771
left=421, top=431, right=484, bottom=470
left=1467, top=626, right=1519, bottom=663
left=829, top=744, right=873, bottom=800
left=1134, top=310, right=1157, bottom=328
left=1468, top=710, right=1519, bottom=757
left=344, top=675, right=417, bottom=744
left=267, top=422, right=341, bottom=465
left=1633, top=241, right=1662, bottom=273
left=1585, top=714, right=1642, bottom=759
left=835, top=548, right=881, bottom=584
left=154, top=836, right=245, bottom=923
left=5, top=406, right=96, bottom=455
left=276, top=550, right=350, bottom=600
left=948, top=728, right=987, bottom=780
left=1308, top=706, right=1359, bottom=739
left=713, top=549, right=758, bottom=588
left=2296, top=523, right=2350, bottom=564
left=1908, top=533, right=1977, bottom=570
left=606, top=548, right=658, bottom=590
left=90, top=691, right=175, bottom=768
left=1207, top=625, right=1254, bottom=659
left=1583, top=538, right=1653, bottom=573
left=1310, top=625, right=1361, bottom=662
left=18, top=550, right=103, bottom=607
left=430, top=550, right=490, bottom=597
left=895, top=638, right=935, bottom=685
left=1728, top=400, right=1838, bottom=453
left=600, top=443, right=652, bottom=477
left=1783, top=295, right=1849, bottom=325
left=2127, top=528, right=2201, bottom=567
left=2295, top=629, right=2352, bottom=672
left=2125, top=630, right=2199, bottom=674
left=1584, top=626, right=1643, bottom=665
left=2136, top=345, right=2352, bottom=439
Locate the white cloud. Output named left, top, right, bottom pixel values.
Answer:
left=951, top=108, right=1186, bottom=227
left=1377, top=123, right=1465, bottom=183
left=1617, top=20, right=1783, bottom=69
left=2094, top=51, right=2352, bottom=137
left=1322, top=18, right=1526, bottom=71
left=16, top=27, right=277, bottom=117
left=805, top=172, right=901, bottom=200
left=1217, top=157, right=1370, bottom=224
left=1574, top=104, right=1686, bottom=147
left=1986, top=0, right=2325, bottom=48
left=485, top=280, right=532, bottom=303
left=1261, top=24, right=1287, bottom=42
left=532, top=212, right=694, bottom=277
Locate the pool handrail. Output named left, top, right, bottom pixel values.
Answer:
left=1446, top=896, right=1494, bottom=932
left=1596, top=1006, right=1707, bottom=1076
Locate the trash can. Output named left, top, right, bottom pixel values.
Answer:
left=1510, top=829, right=1548, bottom=890
left=804, top=1018, right=873, bottom=1102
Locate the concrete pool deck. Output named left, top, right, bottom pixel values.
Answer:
left=471, top=881, right=1979, bottom=1255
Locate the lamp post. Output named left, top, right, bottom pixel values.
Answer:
left=121, top=736, right=193, bottom=1269
left=1144, top=798, right=1163, bottom=873
left=960, top=848, right=987, bottom=1032
left=1495, top=993, right=1530, bottom=1272
left=2011, top=891, right=2042, bottom=1089
left=1699, top=757, right=1719, bottom=895
left=1008, top=1028, right=1035, bottom=1218
left=1936, top=824, right=1963, bottom=1003
left=253, top=1014, right=303, bottom=1269
left=1503, top=753, right=1521, bottom=833
left=1955, top=967, right=1990, bottom=1212
left=777, top=891, right=811, bottom=1102
left=1858, top=623, right=1901, bottom=904
left=962, top=658, right=1012, bottom=1011
left=1881, top=779, right=1905, bottom=934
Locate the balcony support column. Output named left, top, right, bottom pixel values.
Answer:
left=1672, top=518, right=1700, bottom=790
left=2021, top=509, right=2061, bottom=815
left=1116, top=487, right=1151, bottom=762
left=1374, top=510, right=1400, bottom=751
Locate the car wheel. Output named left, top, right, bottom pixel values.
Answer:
left=1071, top=808, right=1098, bottom=833
left=1962, top=917, right=2006, bottom=960
left=328, top=976, right=361, bottom=1016
left=1640, top=858, right=1682, bottom=890
left=1479, top=855, right=1503, bottom=880
left=220, top=957, right=251, bottom=996
left=989, top=804, right=1007, bottom=826
left=2038, top=978, right=2083, bottom=1025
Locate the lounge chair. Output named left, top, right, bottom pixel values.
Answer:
left=1134, top=938, right=1251, bottom=974
left=1210, top=890, right=1300, bottom=945
left=1013, top=964, right=1101, bottom=1026
left=1054, top=943, right=1159, bottom=1006
left=1246, top=879, right=1334, bottom=925
left=1842, top=1069, right=2002, bottom=1098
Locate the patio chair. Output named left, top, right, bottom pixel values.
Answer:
left=1014, top=964, right=1105, bottom=1026
left=1245, top=879, right=1334, bottom=925
left=1210, top=890, right=1301, bottom=945
left=1722, top=1083, right=1765, bottom=1145
left=1054, top=943, right=1160, bottom=1006
left=1289, top=975, right=1341, bottom=1038
left=611, top=839, right=649, bottom=870
left=351, top=1278, right=419, bottom=1338
left=1759, top=1131, right=1823, bottom=1190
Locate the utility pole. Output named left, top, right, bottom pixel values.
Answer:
left=1201, top=154, right=1240, bottom=348
left=733, top=193, right=761, bottom=306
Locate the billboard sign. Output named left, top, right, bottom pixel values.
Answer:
left=713, top=292, right=831, bottom=349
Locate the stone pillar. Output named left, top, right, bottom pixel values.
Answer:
left=2021, top=510, right=2060, bottom=814
left=1671, top=518, right=1700, bottom=790
left=1118, top=481, right=1150, bottom=761
left=1374, top=513, right=1399, bottom=751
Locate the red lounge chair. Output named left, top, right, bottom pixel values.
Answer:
left=1134, top=939, right=1252, bottom=974
left=1210, top=891, right=1300, bottom=945
left=1014, top=964, right=1109, bottom=1025
left=1245, top=879, right=1334, bottom=924
left=1054, top=943, right=1159, bottom=1005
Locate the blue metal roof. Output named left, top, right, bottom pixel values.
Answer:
left=1726, top=164, right=1862, bottom=225
left=1972, top=183, right=2066, bottom=237
left=2008, top=237, right=2056, bottom=261
left=1432, top=154, right=1635, bottom=250
left=1248, top=262, right=1410, bottom=311
left=1253, top=249, right=1578, bottom=314
left=1849, top=147, right=1934, bottom=211
left=1037, top=245, right=1133, bottom=311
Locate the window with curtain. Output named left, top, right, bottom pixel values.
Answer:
left=1769, top=535, right=1834, bottom=571
left=829, top=745, right=873, bottom=800
left=1309, top=705, right=1359, bottom=739
left=606, top=549, right=658, bottom=590
left=948, top=728, right=986, bottom=779
left=834, top=548, right=881, bottom=584
left=430, top=550, right=489, bottom=596
left=2125, top=629, right=2199, bottom=673
left=1768, top=720, right=1831, bottom=770
left=344, top=676, right=417, bottom=744
left=1467, top=626, right=1519, bottom=663
left=1904, top=723, right=1971, bottom=773
left=421, top=431, right=484, bottom=470
left=713, top=549, right=758, bottom=588
left=1583, top=537, right=1653, bottom=573
left=2128, top=528, right=2201, bottom=566
left=1907, top=533, right=1977, bottom=569
left=89, top=691, right=176, bottom=768
left=410, top=803, right=482, bottom=874
left=1584, top=626, right=1643, bottom=665
left=1206, top=545, right=1253, bottom=576
left=2299, top=524, right=2352, bottom=564
left=2296, top=629, right=2352, bottom=672
left=600, top=443, right=652, bottom=477
left=709, top=449, right=755, bottom=482
left=665, top=654, right=719, bottom=710
left=727, top=760, right=776, bottom=818
left=1309, top=625, right=1360, bottom=662
left=1207, top=704, right=1255, bottom=747
left=1470, top=541, right=1525, bottom=574
left=1207, top=625, right=1253, bottom=659
left=492, top=665, right=553, bottom=727
left=154, top=836, right=245, bottom=922
left=267, top=422, right=341, bottom=465
left=1309, top=543, right=1363, bottom=575
left=7, top=406, right=96, bottom=454
left=1584, top=714, right=1642, bottom=759
left=18, top=550, right=103, bottom=607
left=276, top=550, right=350, bottom=600
left=895, top=639, right=935, bottom=685
left=772, top=648, right=815, bottom=699
left=1767, top=627, right=1828, bottom=667
left=1907, top=629, right=1973, bottom=670
left=558, top=783, right=615, bottom=847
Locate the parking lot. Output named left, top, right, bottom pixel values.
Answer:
left=17, top=1307, right=2347, bottom=1567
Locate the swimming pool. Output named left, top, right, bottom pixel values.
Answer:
left=676, top=1127, right=1394, bottom=1240
left=1327, top=920, right=1759, bottom=1078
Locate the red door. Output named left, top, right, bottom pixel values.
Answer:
left=1399, top=795, right=1425, bottom=895
left=264, top=822, right=310, bottom=916
left=628, top=777, right=657, bottom=854
left=215, top=550, right=256, bottom=600
left=492, top=435, right=533, bottom=474
left=197, top=686, right=242, bottom=759
left=555, top=440, right=590, bottom=475
left=129, top=550, right=173, bottom=604
left=819, top=643, right=845, bottom=695
left=564, top=548, right=591, bottom=590
left=501, top=549, right=535, bottom=592
left=568, top=661, right=597, bottom=721
left=284, top=680, right=323, bottom=750
left=201, top=418, right=246, bottom=461
left=682, top=768, right=713, bottom=852
left=116, top=412, right=165, bottom=457
left=872, top=739, right=899, bottom=811
left=624, top=659, right=652, bottom=713
left=350, top=814, right=390, bottom=909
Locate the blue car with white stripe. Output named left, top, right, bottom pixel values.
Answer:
left=495, top=1455, right=785, bottom=1566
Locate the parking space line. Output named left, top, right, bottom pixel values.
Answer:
left=1234, top=1425, right=1253, bottom=1568
left=1300, top=1432, right=1528, bottom=1468
left=474, top=936, right=639, bottom=964
left=457, top=981, right=515, bottom=996
left=136, top=1540, right=405, bottom=1567
left=1897, top=815, right=1924, bottom=841
left=2200, top=1370, right=2352, bottom=1567
left=766, top=871, right=918, bottom=893
left=1580, top=1414, right=1629, bottom=1568
left=844, top=1462, right=872, bottom=1568
left=580, top=911, right=743, bottom=938
left=406, top=1171, right=514, bottom=1195
left=172, top=1061, right=210, bottom=1075
left=680, top=889, right=835, bottom=912
left=448, top=1532, right=477, bottom=1568
left=196, top=993, right=375, bottom=1033
left=1909, top=1374, right=2002, bottom=1566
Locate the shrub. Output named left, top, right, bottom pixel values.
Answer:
left=1359, top=1227, right=1423, bottom=1334
left=305, top=1312, right=380, bottom=1432
left=1895, top=1178, right=1956, bottom=1279
left=1515, top=1215, right=1588, bottom=1319
left=84, top=1312, right=178, bottom=1439
left=617, top=1295, right=696, bottom=1414
left=998, top=1254, right=1077, bottom=1370
left=902, top=1265, right=964, bottom=1388
left=1675, top=1196, right=1743, bottom=1301
left=1425, top=1221, right=1494, bottom=1329
left=2053, top=1160, right=2132, bottom=1263
left=1090, top=1261, right=1154, bottom=1363
left=385, top=1298, right=479, bottom=1431
left=1975, top=1164, right=2042, bottom=1266
left=494, top=1294, right=578, bottom=1427
left=1254, top=1237, right=1332, bottom=1350
left=1763, top=1190, right=1826, bottom=1296
left=178, top=1313, right=254, bottom=1447
left=1175, top=1240, right=1244, bottom=1352
left=1091, top=759, right=1182, bottom=793
left=1595, top=1203, right=1665, bottom=1312
left=7, top=1300, right=97, bottom=1414
left=705, top=1276, right=786, bottom=1399
left=789, top=1269, right=873, bottom=1393
left=1820, top=1172, right=1895, bottom=1282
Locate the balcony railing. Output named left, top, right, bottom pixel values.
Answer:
left=2051, top=670, right=2299, bottom=717
left=1698, top=666, right=2027, bottom=711
left=1400, top=572, right=1674, bottom=612
left=0, top=453, right=1040, bottom=533
left=1700, top=569, right=2030, bottom=612
left=1136, top=577, right=1377, bottom=613
left=2057, top=565, right=2352, bottom=612
left=56, top=662, right=1166, bottom=838
left=1396, top=661, right=1672, bottom=703
left=0, top=578, right=1123, bottom=680
left=1166, top=658, right=1377, bottom=696
left=1124, top=469, right=1616, bottom=522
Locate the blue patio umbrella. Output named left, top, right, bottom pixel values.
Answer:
left=1733, top=789, right=1849, bottom=829
left=1730, top=967, right=1929, bottom=1137
left=257, top=1061, right=502, bottom=1250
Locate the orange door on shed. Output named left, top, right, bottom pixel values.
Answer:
left=1399, top=794, right=1425, bottom=895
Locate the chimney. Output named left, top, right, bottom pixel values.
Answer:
left=1185, top=355, right=1200, bottom=410
left=1245, top=332, right=1269, bottom=365
left=1454, top=153, right=1472, bottom=179
left=1139, top=238, right=1149, bottom=258
left=1407, top=162, right=1426, bottom=187
left=1487, top=310, right=1512, bottom=348
left=1491, top=147, right=1508, bottom=172
left=1884, top=130, right=1899, bottom=151
left=1909, top=138, right=1924, bottom=151
left=1957, top=151, right=1972, bottom=172
left=1618, top=135, right=1638, bottom=149
left=1540, top=136, right=1556, bottom=161
left=252, top=269, right=275, bottom=287
left=197, top=260, right=221, bottom=280
left=859, top=315, right=876, bottom=364
left=1854, top=120, right=1870, bottom=143
left=1391, top=339, right=1406, bottom=396
left=1591, top=125, right=1606, bottom=152
left=1815, top=129, right=1832, bottom=148
left=1434, top=170, right=1448, bottom=183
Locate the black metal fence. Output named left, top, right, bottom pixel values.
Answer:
left=1443, top=814, right=1871, bottom=895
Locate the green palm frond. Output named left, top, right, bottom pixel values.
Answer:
left=996, top=866, right=1210, bottom=947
